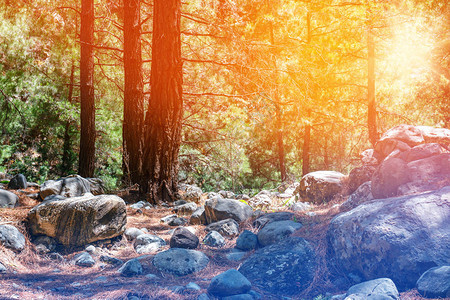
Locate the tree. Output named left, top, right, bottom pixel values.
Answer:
left=79, top=0, right=96, bottom=178
left=140, top=0, right=183, bottom=203
left=123, top=0, right=144, bottom=185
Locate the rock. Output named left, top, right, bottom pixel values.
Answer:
left=190, top=206, right=207, bottom=225
left=181, top=185, right=202, bottom=202
left=197, top=293, right=211, bottom=300
left=219, top=190, right=235, bottom=199
left=153, top=248, right=209, bottom=276
left=39, top=175, right=91, bottom=200
left=371, top=158, right=410, bottom=199
left=416, top=265, right=450, bottom=298
left=0, top=225, right=25, bottom=251
left=168, top=217, right=188, bottom=226
left=204, top=197, right=252, bottom=224
left=8, top=174, right=27, bottom=189
left=85, top=245, right=96, bottom=253
left=28, top=193, right=127, bottom=246
left=248, top=194, right=271, bottom=208
left=207, top=269, right=252, bottom=297
left=297, top=171, right=345, bottom=204
left=203, top=230, right=225, bottom=247
left=347, top=166, right=376, bottom=194
left=100, top=255, right=123, bottom=266
left=86, top=178, right=105, bottom=195
left=404, top=153, right=450, bottom=192
left=170, top=227, right=199, bottom=249
left=134, top=234, right=166, bottom=254
left=341, top=182, right=374, bottom=211
left=118, top=258, right=143, bottom=277
left=346, top=278, right=399, bottom=300
left=401, top=143, right=448, bottom=162
left=207, top=192, right=221, bottom=199
left=0, top=262, right=7, bottom=273
left=290, top=202, right=311, bottom=212
left=206, top=218, right=240, bottom=237
left=227, top=249, right=247, bottom=261
left=73, top=252, right=95, bottom=267
left=185, top=282, right=201, bottom=291
left=361, top=149, right=379, bottom=166
left=345, top=294, right=394, bottom=300
left=253, top=211, right=294, bottom=228
left=327, top=186, right=450, bottom=290
left=236, top=230, right=258, bottom=251
left=161, top=214, right=178, bottom=224
left=376, top=124, right=425, bottom=149
left=33, top=236, right=57, bottom=254
left=417, top=126, right=450, bottom=144
left=257, top=220, right=302, bottom=247
left=239, top=237, right=316, bottom=296
left=173, top=202, right=197, bottom=214
left=221, top=294, right=253, bottom=300
left=130, top=200, right=152, bottom=210
left=124, top=228, right=145, bottom=241
left=0, top=189, right=18, bottom=208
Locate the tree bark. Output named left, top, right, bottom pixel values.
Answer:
left=123, top=0, right=144, bottom=185
left=79, top=0, right=96, bottom=178
left=141, top=0, right=183, bottom=203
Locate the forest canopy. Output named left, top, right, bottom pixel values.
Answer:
left=0, top=0, right=448, bottom=195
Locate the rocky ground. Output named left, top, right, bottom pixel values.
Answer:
left=0, top=124, right=448, bottom=300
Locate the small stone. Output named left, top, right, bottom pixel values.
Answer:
left=170, top=227, right=199, bottom=249
left=185, top=282, right=201, bottom=291
left=168, top=217, right=188, bottom=226
left=236, top=230, right=257, bottom=251
left=207, top=269, right=252, bottom=297
left=73, top=252, right=95, bottom=267
left=100, top=255, right=123, bottom=266
left=203, top=231, right=225, bottom=247
left=0, top=262, right=7, bottom=273
left=124, top=228, right=145, bottom=241
left=145, top=274, right=159, bottom=281
left=226, top=249, right=246, bottom=261
left=85, top=245, right=96, bottom=253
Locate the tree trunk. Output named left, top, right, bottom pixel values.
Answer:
left=123, top=0, right=144, bottom=185
left=367, top=19, right=378, bottom=146
left=141, top=0, right=183, bottom=203
left=79, top=0, right=96, bottom=178
left=302, top=122, right=311, bottom=176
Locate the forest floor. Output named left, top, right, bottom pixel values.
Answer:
left=0, top=187, right=437, bottom=300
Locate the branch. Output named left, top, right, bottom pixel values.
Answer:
left=57, top=6, right=81, bottom=15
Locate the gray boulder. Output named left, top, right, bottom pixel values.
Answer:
left=327, top=186, right=450, bottom=290
left=153, top=248, right=209, bottom=276
left=248, top=194, right=272, bottom=209
left=86, top=178, right=105, bottom=195
left=236, top=230, right=258, bottom=251
left=257, top=220, right=302, bottom=247
left=190, top=206, right=207, bottom=225
left=416, top=265, right=450, bottom=298
left=401, top=143, right=447, bottom=162
left=253, top=211, right=294, bottom=228
left=346, top=278, right=399, bottom=300
left=371, top=157, right=410, bottom=199
left=124, top=227, right=145, bottom=241
left=39, top=175, right=91, bottom=200
left=134, top=234, right=166, bottom=254
left=348, top=166, right=376, bottom=194
left=204, top=197, right=252, bottom=224
left=203, top=231, right=225, bottom=247
left=206, top=218, right=240, bottom=237
left=170, top=227, right=199, bottom=249
left=0, top=189, right=18, bottom=208
left=181, top=185, right=202, bottom=202
left=239, top=237, right=316, bottom=296
left=73, top=251, right=95, bottom=267
left=207, top=269, right=251, bottom=297
left=118, top=258, right=143, bottom=277
left=297, top=171, right=345, bottom=204
left=341, top=182, right=374, bottom=211
left=8, top=174, right=27, bottom=189
left=28, top=193, right=127, bottom=246
left=0, top=225, right=26, bottom=251
left=173, top=202, right=197, bottom=214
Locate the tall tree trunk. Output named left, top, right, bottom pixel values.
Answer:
left=79, top=0, right=96, bottom=178
left=367, top=15, right=378, bottom=146
left=269, top=21, right=287, bottom=182
left=123, top=0, right=144, bottom=185
left=302, top=11, right=312, bottom=177
left=141, top=0, right=183, bottom=203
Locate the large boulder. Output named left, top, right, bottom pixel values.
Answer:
left=297, top=171, right=345, bottom=204
left=153, top=248, right=209, bottom=276
left=0, top=189, right=18, bottom=208
left=28, top=193, right=127, bottom=246
left=189, top=206, right=207, bottom=225
left=86, top=178, right=105, bottom=195
left=327, top=186, right=450, bottom=290
left=416, top=126, right=450, bottom=145
left=204, top=197, right=252, bottom=224
left=375, top=125, right=424, bottom=158
left=346, top=278, right=399, bottom=300
left=0, top=225, right=26, bottom=251
left=39, top=175, right=91, bottom=200
left=416, top=265, right=450, bottom=298
left=371, top=158, right=410, bottom=199
left=341, top=182, right=374, bottom=211
left=239, top=237, right=316, bottom=296
left=347, top=166, right=376, bottom=194
left=257, top=220, right=302, bottom=247
left=253, top=211, right=294, bottom=228
left=8, top=174, right=27, bottom=190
